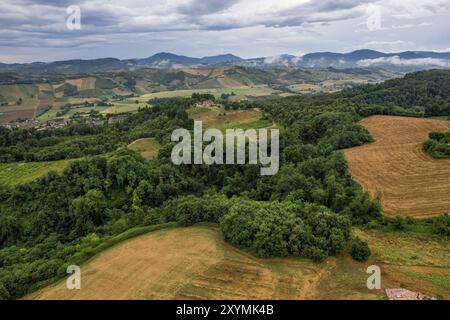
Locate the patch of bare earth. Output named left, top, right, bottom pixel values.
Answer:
left=0, top=110, right=35, bottom=124
left=345, top=115, right=450, bottom=218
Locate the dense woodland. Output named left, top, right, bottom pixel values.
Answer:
left=338, top=69, right=450, bottom=116
left=1, top=70, right=450, bottom=299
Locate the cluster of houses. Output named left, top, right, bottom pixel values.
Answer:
left=107, top=115, right=128, bottom=124
left=385, top=288, right=435, bottom=300
left=0, top=117, right=112, bottom=131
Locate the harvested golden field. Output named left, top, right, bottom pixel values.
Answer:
left=65, top=78, right=96, bottom=90
left=25, top=226, right=449, bottom=300
left=345, top=115, right=450, bottom=218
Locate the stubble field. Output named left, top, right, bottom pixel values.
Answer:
left=345, top=115, right=450, bottom=218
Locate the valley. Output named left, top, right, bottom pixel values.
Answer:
left=0, top=65, right=396, bottom=125
left=0, top=65, right=449, bottom=302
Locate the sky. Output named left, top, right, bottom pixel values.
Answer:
left=1, top=0, right=450, bottom=63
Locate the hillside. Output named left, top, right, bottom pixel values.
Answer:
left=26, top=226, right=449, bottom=300
left=0, top=70, right=449, bottom=301
left=1, top=50, right=450, bottom=73
left=0, top=66, right=397, bottom=123
left=339, top=69, right=450, bottom=116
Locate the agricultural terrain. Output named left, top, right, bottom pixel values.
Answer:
left=187, top=106, right=271, bottom=130
left=345, top=115, right=450, bottom=218
left=26, top=225, right=449, bottom=300
left=0, top=160, right=70, bottom=186
left=0, top=66, right=395, bottom=123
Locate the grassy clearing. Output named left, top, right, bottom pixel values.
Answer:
left=354, top=228, right=449, bottom=267
left=37, top=102, right=145, bottom=121
left=224, top=119, right=273, bottom=130
left=188, top=106, right=268, bottom=130
left=128, top=138, right=160, bottom=160
left=355, top=227, right=450, bottom=299
left=429, top=116, right=450, bottom=121
left=0, top=160, right=70, bottom=186
left=25, top=225, right=449, bottom=300
left=101, top=103, right=144, bottom=115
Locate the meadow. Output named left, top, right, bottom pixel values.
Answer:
left=187, top=106, right=271, bottom=130
left=128, top=138, right=160, bottom=160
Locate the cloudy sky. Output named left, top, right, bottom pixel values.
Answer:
left=1, top=0, right=450, bottom=63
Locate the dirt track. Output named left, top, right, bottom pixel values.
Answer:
left=345, top=115, right=450, bottom=218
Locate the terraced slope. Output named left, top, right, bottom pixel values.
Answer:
left=345, top=115, right=450, bottom=218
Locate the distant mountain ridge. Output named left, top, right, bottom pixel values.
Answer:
left=297, top=50, right=450, bottom=72
left=1, top=50, right=449, bottom=73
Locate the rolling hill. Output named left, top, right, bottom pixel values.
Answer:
left=1, top=50, right=449, bottom=73
left=25, top=225, right=449, bottom=300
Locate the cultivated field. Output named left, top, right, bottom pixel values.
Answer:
left=345, top=115, right=450, bottom=218
left=26, top=226, right=449, bottom=300
left=0, top=160, right=70, bottom=185
left=0, top=84, right=40, bottom=123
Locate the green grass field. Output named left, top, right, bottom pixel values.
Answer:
left=0, top=160, right=70, bottom=185
left=101, top=103, right=144, bottom=115
left=37, top=102, right=146, bottom=120
left=188, top=106, right=271, bottom=131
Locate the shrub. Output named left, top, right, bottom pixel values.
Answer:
left=310, top=247, right=327, bottom=262
left=349, top=237, right=371, bottom=262
left=432, top=214, right=450, bottom=236
left=0, top=282, right=10, bottom=300
left=392, top=216, right=406, bottom=230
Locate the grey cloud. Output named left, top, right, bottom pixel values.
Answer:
left=177, top=0, right=239, bottom=16
left=0, top=0, right=449, bottom=62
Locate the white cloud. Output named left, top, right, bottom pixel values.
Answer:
left=357, top=56, right=450, bottom=67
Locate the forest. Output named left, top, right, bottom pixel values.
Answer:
left=1, top=70, right=450, bottom=299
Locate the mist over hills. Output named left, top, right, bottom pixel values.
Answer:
left=1, top=50, right=450, bottom=73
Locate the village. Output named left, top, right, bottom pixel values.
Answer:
left=0, top=114, right=128, bottom=131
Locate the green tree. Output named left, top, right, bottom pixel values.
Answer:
left=349, top=237, right=371, bottom=262
left=71, top=190, right=107, bottom=237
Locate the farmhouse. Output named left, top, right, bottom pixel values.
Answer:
left=108, top=115, right=127, bottom=124
left=385, top=288, right=434, bottom=300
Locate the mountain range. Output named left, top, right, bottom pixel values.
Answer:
left=1, top=50, right=450, bottom=73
